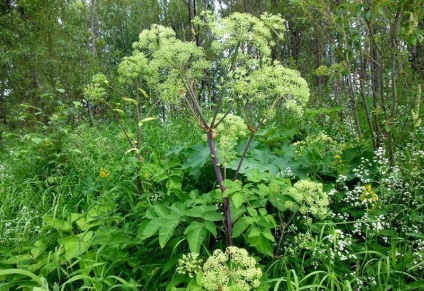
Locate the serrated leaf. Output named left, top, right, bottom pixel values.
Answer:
left=232, top=192, right=245, bottom=209
left=141, top=217, right=165, bottom=240
left=261, top=227, right=275, bottom=242
left=246, top=207, right=258, bottom=217
left=159, top=218, right=180, bottom=248
left=232, top=216, right=253, bottom=238
left=154, top=204, right=170, bottom=217
left=245, top=230, right=274, bottom=257
left=181, top=142, right=211, bottom=178
left=222, top=179, right=242, bottom=197
left=247, top=226, right=261, bottom=238
left=70, top=213, right=83, bottom=223
left=231, top=206, right=247, bottom=222
left=365, top=9, right=372, bottom=21
left=145, top=207, right=158, bottom=219
left=185, top=206, right=204, bottom=218
left=185, top=221, right=207, bottom=253
left=75, top=217, right=101, bottom=231
left=256, top=184, right=270, bottom=196
left=203, top=210, right=223, bottom=221
left=170, top=203, right=186, bottom=216
left=258, top=208, right=267, bottom=216
left=268, top=193, right=287, bottom=211
left=203, top=220, right=217, bottom=237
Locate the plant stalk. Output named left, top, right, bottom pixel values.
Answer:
left=206, top=130, right=233, bottom=246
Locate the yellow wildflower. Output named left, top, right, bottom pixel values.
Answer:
left=360, top=184, right=378, bottom=204
left=99, top=167, right=110, bottom=178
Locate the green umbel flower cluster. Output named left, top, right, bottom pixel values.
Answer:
left=201, top=247, right=262, bottom=291
left=213, top=113, right=249, bottom=166
left=83, top=73, right=108, bottom=102
left=176, top=253, right=203, bottom=278
left=118, top=24, right=210, bottom=104
left=177, top=247, right=262, bottom=290
left=231, top=62, right=310, bottom=118
left=285, top=179, right=330, bottom=220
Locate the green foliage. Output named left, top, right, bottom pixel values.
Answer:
left=1, top=2, right=424, bottom=290
left=138, top=188, right=222, bottom=254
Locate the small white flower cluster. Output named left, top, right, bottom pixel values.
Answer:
left=277, top=167, right=295, bottom=179
left=336, top=175, right=349, bottom=190
left=411, top=239, right=424, bottom=271
left=342, top=184, right=364, bottom=207
left=284, top=227, right=356, bottom=267
left=374, top=147, right=406, bottom=203
left=352, top=157, right=372, bottom=183
left=325, top=229, right=356, bottom=261
left=347, top=274, right=377, bottom=289
left=351, top=213, right=389, bottom=238
left=327, top=188, right=338, bottom=196
left=0, top=206, right=41, bottom=246
left=331, top=211, right=349, bottom=221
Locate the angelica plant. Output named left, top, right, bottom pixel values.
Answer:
left=93, top=11, right=309, bottom=247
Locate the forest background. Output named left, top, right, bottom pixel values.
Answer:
left=0, top=0, right=423, bottom=290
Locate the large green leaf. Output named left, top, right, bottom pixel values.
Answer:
left=246, top=226, right=274, bottom=257
left=43, top=217, right=72, bottom=232
left=159, top=218, right=181, bottom=248
left=185, top=206, right=204, bottom=218
left=222, top=179, right=242, bottom=197
left=181, top=142, right=211, bottom=178
left=58, top=231, right=93, bottom=260
left=185, top=221, right=207, bottom=253
left=75, top=217, right=101, bottom=231
left=203, top=210, right=223, bottom=221
left=203, top=220, right=217, bottom=237
left=154, top=204, right=171, bottom=217
left=31, top=239, right=47, bottom=259
left=231, top=192, right=245, bottom=209
left=232, top=216, right=253, bottom=238
left=141, top=217, right=165, bottom=240
left=170, top=202, right=186, bottom=216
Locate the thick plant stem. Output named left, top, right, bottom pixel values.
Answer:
left=233, top=132, right=255, bottom=181
left=206, top=130, right=233, bottom=246
left=183, top=79, right=235, bottom=246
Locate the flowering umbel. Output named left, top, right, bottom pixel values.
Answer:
left=177, top=247, right=263, bottom=290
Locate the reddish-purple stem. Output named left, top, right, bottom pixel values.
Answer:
left=206, top=130, right=233, bottom=246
